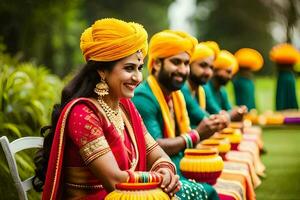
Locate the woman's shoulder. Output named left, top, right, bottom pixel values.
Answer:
left=65, top=97, right=103, bottom=119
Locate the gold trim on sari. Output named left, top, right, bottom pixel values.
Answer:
left=122, top=108, right=139, bottom=170
left=63, top=167, right=104, bottom=199
left=79, top=136, right=110, bottom=165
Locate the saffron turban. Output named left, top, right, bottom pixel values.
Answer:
left=80, top=18, right=148, bottom=62
left=148, top=30, right=198, bottom=72
left=201, top=41, right=220, bottom=59
left=214, top=50, right=238, bottom=74
left=190, top=43, right=215, bottom=63
left=235, top=48, right=264, bottom=71
left=269, top=43, right=300, bottom=64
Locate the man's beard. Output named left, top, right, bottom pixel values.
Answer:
left=189, top=73, right=209, bottom=86
left=158, top=66, right=187, bottom=92
left=214, top=75, right=230, bottom=85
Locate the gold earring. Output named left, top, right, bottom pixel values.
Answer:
left=94, top=77, right=109, bottom=97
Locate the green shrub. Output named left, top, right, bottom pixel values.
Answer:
left=0, top=50, right=63, bottom=199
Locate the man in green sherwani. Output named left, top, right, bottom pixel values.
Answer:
left=181, top=42, right=266, bottom=195
left=181, top=42, right=229, bottom=128
left=203, top=50, right=247, bottom=121
left=270, top=43, right=299, bottom=110
left=132, top=30, right=225, bottom=200
left=232, top=48, right=264, bottom=110
left=232, top=69, right=256, bottom=110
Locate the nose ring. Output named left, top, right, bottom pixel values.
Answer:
left=132, top=75, right=137, bottom=81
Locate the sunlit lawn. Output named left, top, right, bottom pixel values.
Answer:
left=256, top=127, right=300, bottom=200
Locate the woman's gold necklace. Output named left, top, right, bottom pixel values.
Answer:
left=97, top=98, right=125, bottom=141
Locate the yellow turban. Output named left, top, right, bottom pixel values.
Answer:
left=269, top=43, right=299, bottom=64
left=214, top=50, right=238, bottom=74
left=190, top=43, right=215, bottom=63
left=235, top=48, right=264, bottom=71
left=148, top=30, right=198, bottom=72
left=80, top=18, right=148, bottom=62
left=201, top=41, right=220, bottom=59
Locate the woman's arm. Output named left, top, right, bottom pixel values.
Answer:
left=67, top=103, right=130, bottom=192
left=88, top=152, right=128, bottom=192
left=156, top=137, right=186, bottom=156
left=146, top=142, right=181, bottom=196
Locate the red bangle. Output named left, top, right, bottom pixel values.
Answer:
left=151, top=161, right=176, bottom=175
left=151, top=172, right=162, bottom=183
left=188, top=129, right=200, bottom=145
left=125, top=170, right=135, bottom=183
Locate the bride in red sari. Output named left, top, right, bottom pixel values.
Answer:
left=33, top=18, right=180, bottom=200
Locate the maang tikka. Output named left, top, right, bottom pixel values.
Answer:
left=94, top=77, right=109, bottom=97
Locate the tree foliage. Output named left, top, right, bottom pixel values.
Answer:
left=84, top=0, right=173, bottom=37
left=0, top=0, right=173, bottom=77
left=194, top=0, right=275, bottom=75
left=0, top=0, right=85, bottom=76
left=259, top=0, right=300, bottom=43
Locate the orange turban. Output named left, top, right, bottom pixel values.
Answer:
left=190, top=43, right=215, bottom=63
left=235, top=48, right=264, bottom=71
left=214, top=50, right=238, bottom=74
left=148, top=30, right=198, bottom=72
left=80, top=18, right=148, bottom=62
left=269, top=43, right=300, bottom=64
left=201, top=41, right=220, bottom=59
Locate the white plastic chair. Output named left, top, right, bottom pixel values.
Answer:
left=0, top=136, right=44, bottom=200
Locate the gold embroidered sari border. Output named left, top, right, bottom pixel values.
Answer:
left=80, top=136, right=110, bottom=164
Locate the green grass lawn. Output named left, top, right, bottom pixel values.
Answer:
left=256, top=127, right=300, bottom=200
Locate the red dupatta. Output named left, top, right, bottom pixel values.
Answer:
left=42, top=98, right=147, bottom=200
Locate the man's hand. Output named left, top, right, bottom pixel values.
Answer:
left=196, top=117, right=221, bottom=140
left=230, top=105, right=248, bottom=121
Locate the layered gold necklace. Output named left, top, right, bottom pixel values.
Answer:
left=97, top=98, right=125, bottom=141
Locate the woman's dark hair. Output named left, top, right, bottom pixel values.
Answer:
left=33, top=60, right=117, bottom=191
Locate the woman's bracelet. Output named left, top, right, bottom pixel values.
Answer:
left=125, top=170, right=162, bottom=183
left=150, top=158, right=177, bottom=175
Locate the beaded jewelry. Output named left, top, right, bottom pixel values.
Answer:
left=97, top=98, right=125, bottom=140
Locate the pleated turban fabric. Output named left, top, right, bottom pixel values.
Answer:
left=269, top=43, right=300, bottom=64
left=235, top=48, right=264, bottom=71
left=148, top=30, right=198, bottom=72
left=200, top=41, right=220, bottom=59
left=214, top=50, right=238, bottom=74
left=80, top=18, right=148, bottom=62
left=190, top=43, right=216, bottom=63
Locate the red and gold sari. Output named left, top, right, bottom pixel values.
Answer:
left=42, top=98, right=158, bottom=200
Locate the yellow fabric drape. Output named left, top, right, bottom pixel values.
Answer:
left=198, top=85, right=206, bottom=110
left=234, top=48, right=264, bottom=71
left=190, top=43, right=215, bottom=63
left=214, top=50, right=239, bottom=74
left=147, top=75, right=190, bottom=138
left=147, top=30, right=198, bottom=73
left=201, top=41, right=220, bottom=59
left=80, top=18, right=148, bottom=62
left=269, top=43, right=300, bottom=64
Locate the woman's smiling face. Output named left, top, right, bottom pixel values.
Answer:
left=103, top=52, right=144, bottom=99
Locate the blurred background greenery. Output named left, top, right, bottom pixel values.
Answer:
left=0, top=0, right=299, bottom=76
left=0, top=0, right=299, bottom=199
